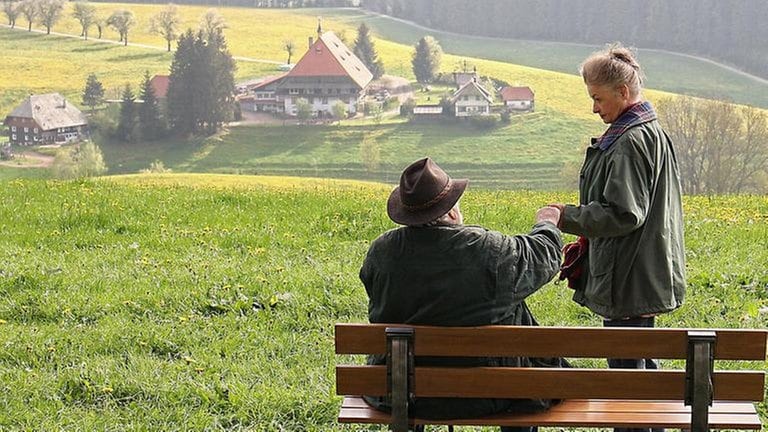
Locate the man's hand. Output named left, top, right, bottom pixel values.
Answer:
left=536, top=206, right=561, bottom=226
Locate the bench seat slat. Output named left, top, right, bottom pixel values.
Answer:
left=339, top=397, right=762, bottom=429
left=340, top=397, right=759, bottom=414
left=335, top=324, right=768, bottom=360
left=337, top=366, right=765, bottom=401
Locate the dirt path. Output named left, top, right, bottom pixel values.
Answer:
left=0, top=150, right=54, bottom=168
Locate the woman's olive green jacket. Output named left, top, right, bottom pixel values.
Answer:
left=561, top=119, right=686, bottom=319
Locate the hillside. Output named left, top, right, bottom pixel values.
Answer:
left=0, top=175, right=765, bottom=429
left=1, top=4, right=765, bottom=188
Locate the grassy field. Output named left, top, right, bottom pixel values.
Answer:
left=0, top=175, right=765, bottom=430
left=100, top=110, right=602, bottom=189
left=325, top=9, right=768, bottom=109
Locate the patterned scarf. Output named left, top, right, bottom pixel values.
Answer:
left=596, top=101, right=657, bottom=150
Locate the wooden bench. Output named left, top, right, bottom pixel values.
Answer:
left=335, top=324, right=767, bottom=431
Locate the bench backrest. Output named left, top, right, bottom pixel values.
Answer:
left=335, top=324, right=767, bottom=431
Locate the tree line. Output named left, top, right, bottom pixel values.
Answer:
left=361, top=0, right=768, bottom=80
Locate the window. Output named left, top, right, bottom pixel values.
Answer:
left=33, top=128, right=38, bottom=133
left=11, top=134, right=16, bottom=140
left=289, top=89, right=299, bottom=95
left=11, top=126, right=15, bottom=132
left=24, top=127, right=29, bottom=132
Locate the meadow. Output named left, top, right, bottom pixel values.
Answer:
left=100, top=111, right=602, bottom=189
left=0, top=175, right=765, bottom=430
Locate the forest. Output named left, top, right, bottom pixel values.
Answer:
left=361, top=0, right=768, bottom=80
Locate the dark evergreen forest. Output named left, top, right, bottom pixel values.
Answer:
left=361, top=0, right=768, bottom=80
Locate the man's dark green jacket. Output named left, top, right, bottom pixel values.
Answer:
left=360, top=222, right=565, bottom=419
left=561, top=119, right=686, bottom=319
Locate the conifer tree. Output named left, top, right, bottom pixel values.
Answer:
left=167, top=29, right=235, bottom=136
left=353, top=23, right=384, bottom=79
left=82, top=73, right=105, bottom=113
left=411, top=36, right=442, bottom=84
left=138, top=71, right=164, bottom=141
left=117, top=84, right=137, bottom=143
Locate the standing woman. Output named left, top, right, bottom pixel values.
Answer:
left=551, top=43, right=686, bottom=431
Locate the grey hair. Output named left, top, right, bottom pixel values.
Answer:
left=420, top=202, right=460, bottom=227
left=579, top=42, right=645, bottom=98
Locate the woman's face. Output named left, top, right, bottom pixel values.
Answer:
left=586, top=83, right=631, bottom=124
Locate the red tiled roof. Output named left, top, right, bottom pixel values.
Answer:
left=287, top=32, right=373, bottom=89
left=150, top=75, right=170, bottom=99
left=501, top=86, right=534, bottom=101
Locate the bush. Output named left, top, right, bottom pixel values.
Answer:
left=51, top=141, right=107, bottom=179
left=469, top=115, right=498, bottom=129
left=140, top=160, right=172, bottom=174
left=500, top=110, right=511, bottom=124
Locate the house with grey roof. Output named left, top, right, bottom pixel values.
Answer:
left=4, top=93, right=88, bottom=145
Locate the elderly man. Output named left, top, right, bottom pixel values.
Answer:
left=360, top=157, right=566, bottom=432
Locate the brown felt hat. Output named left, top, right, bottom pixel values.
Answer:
left=387, top=158, right=468, bottom=226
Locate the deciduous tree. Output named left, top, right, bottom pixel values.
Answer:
left=411, top=36, right=442, bottom=84
left=107, top=9, right=136, bottom=46
left=283, top=39, right=295, bottom=65
left=149, top=3, right=181, bottom=52
left=198, top=8, right=226, bottom=40
left=72, top=1, right=96, bottom=40
left=82, top=73, right=105, bottom=113
left=2, top=0, right=20, bottom=28
left=657, top=96, right=768, bottom=194
left=353, top=23, right=384, bottom=79
left=19, top=0, right=35, bottom=31
left=51, top=141, right=107, bottom=179
left=37, top=0, right=65, bottom=35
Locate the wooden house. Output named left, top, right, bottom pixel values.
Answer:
left=451, top=79, right=493, bottom=117
left=3, top=93, right=88, bottom=145
left=244, top=24, right=373, bottom=118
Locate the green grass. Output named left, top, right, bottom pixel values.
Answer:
left=327, top=9, right=768, bottom=109
left=0, top=176, right=765, bottom=430
left=99, top=109, right=603, bottom=190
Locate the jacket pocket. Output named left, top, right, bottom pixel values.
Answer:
left=589, top=238, right=615, bottom=276
left=584, top=238, right=615, bottom=310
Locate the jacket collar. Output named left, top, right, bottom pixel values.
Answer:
left=595, top=101, right=657, bottom=151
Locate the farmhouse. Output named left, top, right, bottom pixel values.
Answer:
left=243, top=25, right=373, bottom=117
left=501, top=86, right=535, bottom=111
left=451, top=79, right=494, bottom=117
left=3, top=93, right=88, bottom=145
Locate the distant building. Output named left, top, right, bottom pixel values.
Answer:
left=3, top=93, right=88, bottom=145
left=241, top=22, right=373, bottom=118
left=149, top=74, right=170, bottom=100
left=451, top=79, right=493, bottom=117
left=453, top=69, right=478, bottom=88
left=501, top=86, right=535, bottom=111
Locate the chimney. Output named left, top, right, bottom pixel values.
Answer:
left=308, top=36, right=313, bottom=49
